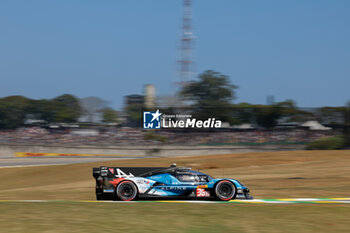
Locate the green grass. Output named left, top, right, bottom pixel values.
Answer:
left=0, top=202, right=349, bottom=233
left=199, top=142, right=307, bottom=146
left=306, top=135, right=346, bottom=150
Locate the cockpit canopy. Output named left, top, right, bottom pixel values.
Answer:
left=174, top=170, right=213, bottom=183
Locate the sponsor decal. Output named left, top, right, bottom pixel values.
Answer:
left=197, top=185, right=208, bottom=189
left=108, top=168, right=114, bottom=174
left=103, top=189, right=114, bottom=193
left=143, top=109, right=221, bottom=129
left=161, top=187, right=187, bottom=191
left=137, top=180, right=143, bottom=184
left=115, top=168, right=134, bottom=178
left=196, top=188, right=210, bottom=197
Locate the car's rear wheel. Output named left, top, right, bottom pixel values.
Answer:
left=214, top=180, right=236, bottom=201
left=115, top=181, right=138, bottom=201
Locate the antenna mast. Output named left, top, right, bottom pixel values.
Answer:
left=178, top=0, right=195, bottom=87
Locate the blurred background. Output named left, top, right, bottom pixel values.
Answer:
left=0, top=0, right=349, bottom=150
left=0, top=92, right=349, bottom=149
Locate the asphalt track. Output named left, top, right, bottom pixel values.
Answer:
left=0, top=156, right=141, bottom=168
left=0, top=198, right=349, bottom=204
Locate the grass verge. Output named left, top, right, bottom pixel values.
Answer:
left=0, top=202, right=349, bottom=233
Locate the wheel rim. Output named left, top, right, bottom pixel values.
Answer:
left=216, top=181, right=235, bottom=200
left=118, top=182, right=137, bottom=201
left=219, top=184, right=232, bottom=196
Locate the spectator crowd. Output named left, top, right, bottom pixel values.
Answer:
left=0, top=127, right=339, bottom=146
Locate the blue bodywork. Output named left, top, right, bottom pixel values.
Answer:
left=142, top=170, right=250, bottom=199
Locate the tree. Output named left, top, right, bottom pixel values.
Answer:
left=274, top=100, right=315, bottom=123
left=125, top=103, right=144, bottom=127
left=316, top=106, right=346, bottom=126
left=0, top=94, right=81, bottom=128
left=345, top=101, right=350, bottom=147
left=253, top=104, right=282, bottom=128
left=231, top=102, right=257, bottom=125
left=0, top=96, right=31, bottom=129
left=29, top=99, right=56, bottom=123
left=79, top=97, right=107, bottom=122
left=232, top=100, right=316, bottom=128
left=52, top=94, right=81, bottom=122
left=28, top=94, right=81, bottom=123
left=101, top=107, right=118, bottom=123
left=181, top=70, right=238, bottom=121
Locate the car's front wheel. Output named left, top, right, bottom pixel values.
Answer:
left=115, top=181, right=138, bottom=201
left=214, top=180, right=236, bottom=201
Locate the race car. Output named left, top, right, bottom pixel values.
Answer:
left=92, top=164, right=252, bottom=201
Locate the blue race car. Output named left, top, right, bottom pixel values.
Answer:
left=93, top=164, right=252, bottom=201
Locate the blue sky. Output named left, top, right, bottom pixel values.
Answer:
left=1, top=0, right=349, bottom=109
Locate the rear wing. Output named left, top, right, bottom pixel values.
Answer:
left=93, top=166, right=169, bottom=179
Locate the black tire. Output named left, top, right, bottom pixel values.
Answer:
left=115, top=181, right=138, bottom=201
left=96, top=194, right=103, bottom=200
left=214, top=180, right=236, bottom=201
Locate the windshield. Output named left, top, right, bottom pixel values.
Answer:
left=176, top=170, right=213, bottom=182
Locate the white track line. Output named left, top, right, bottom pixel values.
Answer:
left=1, top=198, right=350, bottom=204
left=0, top=164, right=67, bottom=168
